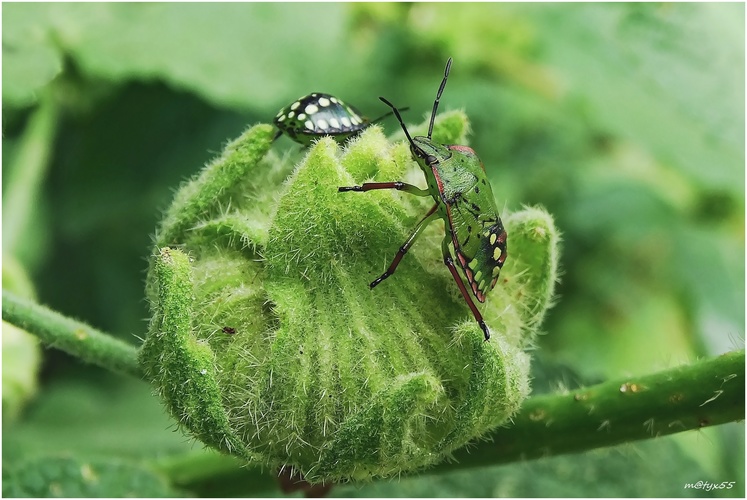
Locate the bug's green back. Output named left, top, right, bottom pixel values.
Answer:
left=413, top=139, right=507, bottom=303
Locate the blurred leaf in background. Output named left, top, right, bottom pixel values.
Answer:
left=2, top=2, right=743, bottom=497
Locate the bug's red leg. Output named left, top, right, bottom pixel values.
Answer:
left=338, top=182, right=429, bottom=196
left=441, top=236, right=490, bottom=341
left=370, top=203, right=439, bottom=289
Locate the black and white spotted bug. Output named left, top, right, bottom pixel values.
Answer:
left=273, top=92, right=402, bottom=146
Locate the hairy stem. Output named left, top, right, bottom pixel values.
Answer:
left=2, top=92, right=59, bottom=256
left=437, top=349, right=745, bottom=472
left=1, top=290, right=141, bottom=378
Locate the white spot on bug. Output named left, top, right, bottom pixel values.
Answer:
left=290, top=101, right=301, bottom=111
left=277, top=115, right=286, bottom=122
left=305, top=120, right=314, bottom=130
left=288, top=111, right=295, bottom=118
left=318, top=97, right=331, bottom=107
left=316, top=119, right=329, bottom=130
left=340, top=116, right=352, bottom=128
left=297, top=113, right=306, bottom=120
left=328, top=118, right=340, bottom=129
left=330, top=97, right=339, bottom=104
left=350, top=115, right=360, bottom=126
left=305, top=104, right=319, bottom=115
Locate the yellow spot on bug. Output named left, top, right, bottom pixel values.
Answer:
left=492, top=266, right=501, bottom=277
left=493, top=247, right=502, bottom=260
left=490, top=233, right=497, bottom=245
left=468, top=259, right=479, bottom=270
left=474, top=270, right=483, bottom=282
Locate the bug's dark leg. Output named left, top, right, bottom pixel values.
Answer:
left=338, top=182, right=429, bottom=196
left=441, top=236, right=490, bottom=341
left=370, top=203, right=439, bottom=289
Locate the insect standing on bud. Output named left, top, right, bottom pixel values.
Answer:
left=338, top=58, right=507, bottom=341
left=273, top=92, right=406, bottom=146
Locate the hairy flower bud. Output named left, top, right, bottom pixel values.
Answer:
left=139, top=113, right=559, bottom=483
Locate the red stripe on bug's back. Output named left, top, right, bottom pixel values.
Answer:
left=431, top=164, right=446, bottom=198
left=457, top=252, right=468, bottom=268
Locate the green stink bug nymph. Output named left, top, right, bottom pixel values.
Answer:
left=273, top=92, right=404, bottom=147
left=338, top=59, right=507, bottom=341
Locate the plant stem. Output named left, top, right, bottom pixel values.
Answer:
left=434, top=349, right=745, bottom=472
left=2, top=290, right=141, bottom=378
left=3, top=92, right=59, bottom=256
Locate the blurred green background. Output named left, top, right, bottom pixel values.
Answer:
left=2, top=3, right=744, bottom=497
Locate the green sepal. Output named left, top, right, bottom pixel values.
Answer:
left=139, top=248, right=256, bottom=461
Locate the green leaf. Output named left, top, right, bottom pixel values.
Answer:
left=530, top=3, right=744, bottom=189
left=3, top=455, right=182, bottom=497
left=2, top=376, right=192, bottom=461
left=3, top=3, right=351, bottom=110
left=2, top=3, right=63, bottom=106
left=2, top=42, right=62, bottom=107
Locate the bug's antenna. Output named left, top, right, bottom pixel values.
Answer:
left=379, top=97, right=418, bottom=150
left=370, top=107, right=410, bottom=125
left=427, top=57, right=452, bottom=140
